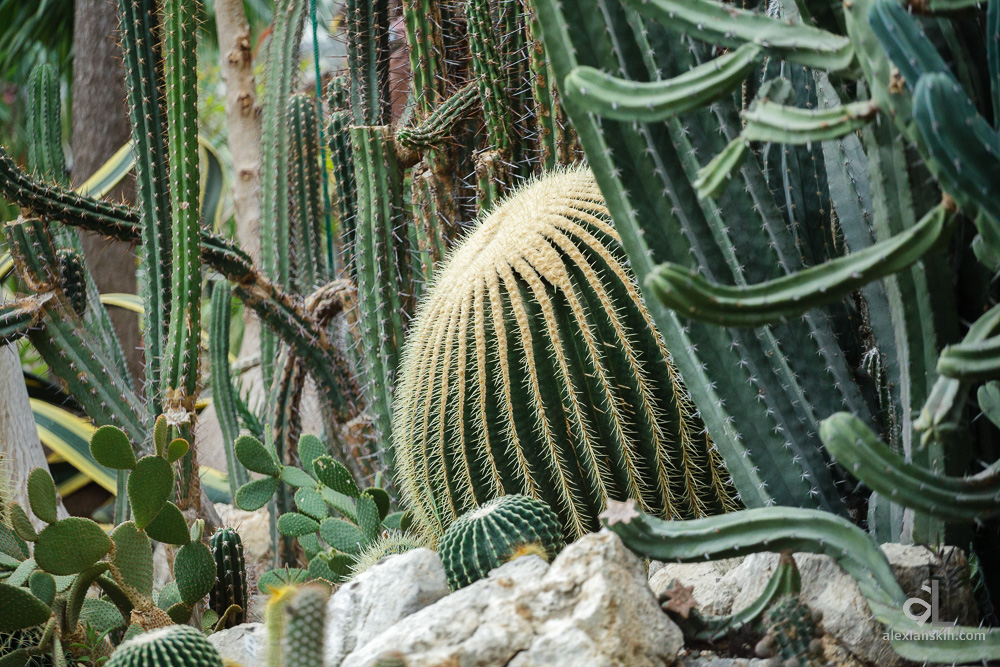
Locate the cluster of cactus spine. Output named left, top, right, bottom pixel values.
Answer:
left=754, top=596, right=826, bottom=667
left=265, top=584, right=329, bottom=667
left=395, top=168, right=737, bottom=540
left=438, top=495, right=563, bottom=590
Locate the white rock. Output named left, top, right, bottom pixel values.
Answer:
left=341, top=529, right=682, bottom=667
left=207, top=622, right=266, bottom=665
left=324, top=548, right=451, bottom=666
left=649, top=558, right=742, bottom=615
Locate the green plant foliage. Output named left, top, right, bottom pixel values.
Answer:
left=26, top=469, right=57, bottom=525
left=34, top=518, right=112, bottom=576
left=88, top=426, right=137, bottom=470
left=208, top=528, right=247, bottom=630
left=105, top=625, right=223, bottom=667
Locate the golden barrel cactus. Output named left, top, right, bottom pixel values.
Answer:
left=394, top=167, right=737, bottom=539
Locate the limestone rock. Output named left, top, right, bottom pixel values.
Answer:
left=324, top=547, right=451, bottom=666
left=340, top=529, right=682, bottom=667
left=208, top=622, right=266, bottom=665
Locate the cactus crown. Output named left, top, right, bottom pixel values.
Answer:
left=395, top=167, right=737, bottom=540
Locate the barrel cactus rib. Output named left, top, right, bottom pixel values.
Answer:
left=395, top=169, right=734, bottom=541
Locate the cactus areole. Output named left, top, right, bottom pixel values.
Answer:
left=394, top=167, right=737, bottom=540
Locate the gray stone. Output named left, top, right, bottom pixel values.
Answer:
left=341, top=529, right=682, bottom=667
left=207, top=622, right=266, bottom=665
left=324, top=547, right=450, bottom=666
left=881, top=543, right=978, bottom=627
left=649, top=558, right=742, bottom=615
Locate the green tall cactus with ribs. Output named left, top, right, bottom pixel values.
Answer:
left=531, top=0, right=1000, bottom=643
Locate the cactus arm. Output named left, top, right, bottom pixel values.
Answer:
left=117, top=0, right=173, bottom=415
left=209, top=282, right=249, bottom=498
left=820, top=412, right=1000, bottom=522
left=26, top=64, right=66, bottom=184
left=347, top=0, right=391, bottom=126
left=162, top=0, right=203, bottom=429
left=325, top=78, right=356, bottom=272
left=938, top=338, right=1000, bottom=382
left=620, top=0, right=854, bottom=71
left=402, top=0, right=445, bottom=115
left=524, top=0, right=559, bottom=169
left=693, top=138, right=747, bottom=201
left=647, top=201, right=953, bottom=327
left=866, top=0, right=949, bottom=90
left=741, top=99, right=878, bottom=144
left=0, top=294, right=50, bottom=346
left=396, top=82, right=479, bottom=152
left=563, top=44, right=763, bottom=122
left=600, top=502, right=904, bottom=607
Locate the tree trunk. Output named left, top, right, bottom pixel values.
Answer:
left=0, top=302, right=69, bottom=529
left=71, top=0, right=144, bottom=386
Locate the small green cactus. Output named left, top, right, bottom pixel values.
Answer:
left=754, top=596, right=826, bottom=667
left=208, top=528, right=248, bottom=629
left=105, top=625, right=224, bottom=667
left=350, top=532, right=426, bottom=578
left=438, top=495, right=563, bottom=591
left=283, top=584, right=329, bottom=667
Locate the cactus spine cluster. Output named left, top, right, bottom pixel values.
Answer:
left=439, top=495, right=563, bottom=590
left=754, top=596, right=826, bottom=667
left=395, top=168, right=736, bottom=539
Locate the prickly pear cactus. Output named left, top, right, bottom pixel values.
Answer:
left=208, top=528, right=248, bottom=629
left=438, top=494, right=563, bottom=591
left=106, top=625, right=223, bottom=667
left=754, top=595, right=826, bottom=667
left=394, top=167, right=738, bottom=540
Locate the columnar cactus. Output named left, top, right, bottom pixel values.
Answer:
left=394, top=168, right=737, bottom=540
left=439, top=495, right=563, bottom=590
left=208, top=528, right=248, bottom=629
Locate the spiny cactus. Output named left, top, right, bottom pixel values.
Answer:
left=754, top=596, right=826, bottom=667
left=439, top=495, right=563, bottom=591
left=282, top=584, right=329, bottom=667
left=208, top=528, right=248, bottom=629
left=350, top=532, right=425, bottom=578
left=394, top=168, right=737, bottom=540
left=106, top=625, right=224, bottom=667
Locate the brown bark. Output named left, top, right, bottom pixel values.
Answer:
left=71, top=0, right=144, bottom=385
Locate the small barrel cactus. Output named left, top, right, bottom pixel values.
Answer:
left=105, top=625, right=223, bottom=667
left=755, top=595, right=826, bottom=667
left=208, top=528, right=248, bottom=628
left=284, top=584, right=329, bottom=667
left=439, top=495, right=563, bottom=590
left=394, top=167, right=737, bottom=541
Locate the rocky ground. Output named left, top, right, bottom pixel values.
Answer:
left=206, top=522, right=977, bottom=667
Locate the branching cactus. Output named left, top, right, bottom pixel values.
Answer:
left=394, top=168, right=737, bottom=540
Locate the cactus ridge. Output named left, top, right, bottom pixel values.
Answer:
left=395, top=167, right=737, bottom=540
left=396, top=82, right=479, bottom=152
left=439, top=495, right=563, bottom=590
left=106, top=625, right=223, bottom=667
left=208, top=528, right=248, bottom=629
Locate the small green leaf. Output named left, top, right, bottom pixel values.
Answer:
left=320, top=518, right=366, bottom=555
left=35, top=518, right=112, bottom=575
left=6, top=559, right=36, bottom=587
left=313, top=456, right=360, bottom=497
left=235, top=477, right=280, bottom=511
left=327, top=552, right=356, bottom=576
left=234, top=435, right=279, bottom=476
left=308, top=553, right=341, bottom=583
left=278, top=512, right=320, bottom=537
left=280, top=465, right=317, bottom=488
left=144, top=502, right=190, bottom=546
left=189, top=519, right=205, bottom=543
left=166, top=601, right=193, bottom=624
left=174, top=541, right=216, bottom=606
left=0, top=582, right=51, bottom=631
left=363, top=488, right=391, bottom=521
left=8, top=503, right=37, bottom=542
left=128, top=456, right=174, bottom=530
left=27, top=468, right=58, bottom=524
left=153, top=415, right=169, bottom=458
left=297, top=434, right=326, bottom=476
left=298, top=532, right=322, bottom=560
left=89, top=425, right=136, bottom=470
left=165, top=438, right=190, bottom=464
left=156, top=581, right=181, bottom=611
left=28, top=571, right=55, bottom=606
left=294, top=487, right=328, bottom=521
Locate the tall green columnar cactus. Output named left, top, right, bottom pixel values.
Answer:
left=325, top=77, right=356, bottom=271
left=394, top=169, right=736, bottom=540
left=208, top=528, right=248, bottom=628
left=259, top=0, right=306, bottom=388
left=118, top=0, right=173, bottom=417
left=346, top=0, right=391, bottom=126
left=287, top=93, right=330, bottom=291
left=209, top=282, right=249, bottom=498
left=26, top=64, right=66, bottom=185
left=352, top=126, right=409, bottom=479
left=162, top=0, right=203, bottom=509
